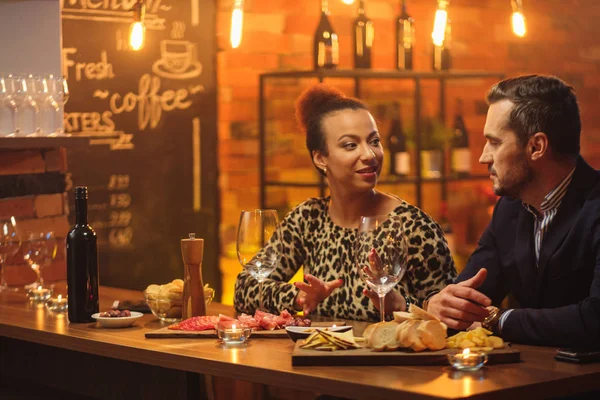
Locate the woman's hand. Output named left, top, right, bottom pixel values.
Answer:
left=293, top=274, right=343, bottom=315
left=363, top=289, right=406, bottom=315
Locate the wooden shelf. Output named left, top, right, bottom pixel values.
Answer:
left=0, top=136, right=91, bottom=150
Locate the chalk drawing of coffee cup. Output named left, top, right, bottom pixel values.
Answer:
left=152, top=40, right=202, bottom=80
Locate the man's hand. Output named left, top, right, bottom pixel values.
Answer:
left=293, top=274, right=343, bottom=315
left=362, top=289, right=406, bottom=314
left=427, top=269, right=492, bottom=330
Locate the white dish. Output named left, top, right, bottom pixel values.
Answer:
left=91, top=311, right=144, bottom=328
left=285, top=325, right=352, bottom=341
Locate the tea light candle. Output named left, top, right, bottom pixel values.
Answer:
left=28, top=285, right=52, bottom=302
left=46, top=294, right=68, bottom=312
left=217, top=323, right=252, bottom=345
left=447, top=348, right=488, bottom=371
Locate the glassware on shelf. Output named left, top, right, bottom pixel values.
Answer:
left=236, top=209, right=280, bottom=312
left=29, top=75, right=60, bottom=136
left=0, top=218, right=21, bottom=293
left=48, top=76, right=68, bottom=136
left=10, top=74, right=38, bottom=136
left=355, top=215, right=409, bottom=322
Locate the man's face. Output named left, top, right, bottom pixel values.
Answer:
left=479, top=100, right=533, bottom=198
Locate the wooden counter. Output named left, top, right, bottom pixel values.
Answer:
left=2, top=284, right=600, bottom=400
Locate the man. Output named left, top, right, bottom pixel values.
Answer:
left=425, top=75, right=600, bottom=348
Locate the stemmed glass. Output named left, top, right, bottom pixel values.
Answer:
left=355, top=215, right=409, bottom=322
left=49, top=76, right=68, bottom=135
left=22, top=231, right=57, bottom=290
left=0, top=218, right=21, bottom=293
left=236, top=209, right=280, bottom=312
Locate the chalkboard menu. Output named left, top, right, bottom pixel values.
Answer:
left=61, top=0, right=220, bottom=297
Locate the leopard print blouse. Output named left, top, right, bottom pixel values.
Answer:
left=234, top=197, right=456, bottom=322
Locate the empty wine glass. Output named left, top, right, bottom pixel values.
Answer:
left=236, top=209, right=280, bottom=312
left=22, top=231, right=57, bottom=290
left=0, top=217, right=21, bottom=293
left=29, top=75, right=58, bottom=136
left=50, top=76, right=68, bottom=135
left=10, top=75, right=37, bottom=136
left=355, top=215, right=409, bottom=322
left=0, top=74, right=14, bottom=136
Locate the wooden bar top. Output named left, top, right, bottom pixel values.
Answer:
left=2, top=284, right=600, bottom=399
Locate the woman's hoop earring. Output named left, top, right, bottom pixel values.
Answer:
left=323, top=167, right=327, bottom=175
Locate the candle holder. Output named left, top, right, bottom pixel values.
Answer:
left=447, top=349, right=488, bottom=371
left=46, top=294, right=68, bottom=312
left=27, top=285, right=53, bottom=302
left=216, top=324, right=252, bottom=345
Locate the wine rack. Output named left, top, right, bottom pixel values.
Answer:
left=258, top=69, right=505, bottom=210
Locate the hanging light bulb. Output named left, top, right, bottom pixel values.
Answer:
left=431, top=0, right=449, bottom=46
left=230, top=0, right=245, bottom=49
left=129, top=0, right=146, bottom=51
left=341, top=0, right=356, bottom=4
left=511, top=0, right=527, bottom=37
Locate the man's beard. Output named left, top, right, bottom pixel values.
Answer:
left=491, top=157, right=533, bottom=199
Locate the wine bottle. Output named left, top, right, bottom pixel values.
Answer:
left=420, top=118, right=442, bottom=178
left=432, top=19, right=451, bottom=71
left=314, top=0, right=339, bottom=69
left=440, top=201, right=456, bottom=255
left=387, top=102, right=410, bottom=177
left=67, top=186, right=99, bottom=323
left=353, top=0, right=373, bottom=69
left=451, top=98, right=471, bottom=177
left=396, top=0, right=414, bottom=70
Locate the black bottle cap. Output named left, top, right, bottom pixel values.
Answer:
left=74, top=186, right=88, bottom=199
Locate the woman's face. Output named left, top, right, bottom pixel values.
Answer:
left=314, top=108, right=383, bottom=192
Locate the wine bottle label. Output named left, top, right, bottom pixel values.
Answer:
left=421, top=150, right=442, bottom=178
left=394, top=152, right=410, bottom=175
left=452, top=148, right=471, bottom=173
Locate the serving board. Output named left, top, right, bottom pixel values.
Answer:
left=145, top=321, right=346, bottom=339
left=291, top=341, right=520, bottom=366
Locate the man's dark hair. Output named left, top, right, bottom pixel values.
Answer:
left=486, top=75, right=581, bottom=156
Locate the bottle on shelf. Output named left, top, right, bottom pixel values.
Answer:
left=396, top=0, right=414, bottom=70
left=67, top=186, right=99, bottom=323
left=450, top=98, right=471, bottom=177
left=314, top=0, right=339, bottom=69
left=353, top=0, right=374, bottom=69
left=387, top=101, right=410, bottom=177
left=440, top=200, right=456, bottom=256
left=432, top=18, right=451, bottom=71
left=420, top=117, right=443, bottom=179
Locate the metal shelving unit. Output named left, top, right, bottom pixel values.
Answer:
left=258, top=69, right=505, bottom=209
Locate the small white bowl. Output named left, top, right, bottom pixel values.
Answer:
left=91, top=311, right=144, bottom=328
left=285, top=325, right=352, bottom=342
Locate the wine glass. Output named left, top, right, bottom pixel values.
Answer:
left=0, top=217, right=21, bottom=293
left=236, top=209, right=280, bottom=312
left=22, top=231, right=57, bottom=290
left=355, top=215, right=409, bottom=322
left=49, top=76, right=68, bottom=135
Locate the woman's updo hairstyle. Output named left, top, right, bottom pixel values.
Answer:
left=295, top=84, right=367, bottom=176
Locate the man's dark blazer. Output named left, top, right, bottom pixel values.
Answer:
left=457, top=156, right=600, bottom=348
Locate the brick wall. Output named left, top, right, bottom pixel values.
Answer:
left=215, top=0, right=600, bottom=303
left=0, top=148, right=69, bottom=287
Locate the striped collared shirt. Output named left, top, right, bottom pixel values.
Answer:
left=522, top=166, right=576, bottom=264
left=499, top=165, right=576, bottom=332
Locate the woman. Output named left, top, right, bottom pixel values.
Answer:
left=234, top=84, right=456, bottom=321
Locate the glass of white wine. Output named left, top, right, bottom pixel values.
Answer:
left=236, top=209, right=280, bottom=312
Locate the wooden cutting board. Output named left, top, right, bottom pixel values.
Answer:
left=145, top=321, right=346, bottom=339
left=291, top=341, right=520, bottom=366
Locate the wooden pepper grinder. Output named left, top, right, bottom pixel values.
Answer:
left=181, top=233, right=206, bottom=319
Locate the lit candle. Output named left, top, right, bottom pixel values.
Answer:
left=29, top=285, right=52, bottom=302
left=217, top=323, right=251, bottom=345
left=46, top=294, right=68, bottom=312
left=448, top=348, right=488, bottom=371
